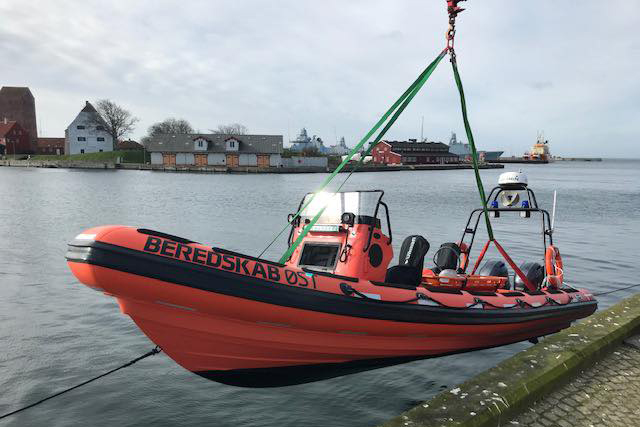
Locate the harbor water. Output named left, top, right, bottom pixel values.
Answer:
left=1, top=159, right=639, bottom=426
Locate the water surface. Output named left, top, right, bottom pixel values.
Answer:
left=1, top=160, right=638, bottom=426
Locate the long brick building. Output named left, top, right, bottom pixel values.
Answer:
left=371, top=139, right=459, bottom=165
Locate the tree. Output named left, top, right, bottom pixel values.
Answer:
left=140, top=118, right=193, bottom=147
left=147, top=118, right=194, bottom=137
left=212, top=123, right=248, bottom=135
left=93, top=99, right=139, bottom=150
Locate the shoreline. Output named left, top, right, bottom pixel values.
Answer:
left=378, top=293, right=640, bottom=427
left=0, top=159, right=504, bottom=173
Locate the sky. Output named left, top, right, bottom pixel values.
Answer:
left=1, top=0, right=638, bottom=157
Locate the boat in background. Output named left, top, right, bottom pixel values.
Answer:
left=524, top=132, right=553, bottom=162
left=448, top=132, right=504, bottom=162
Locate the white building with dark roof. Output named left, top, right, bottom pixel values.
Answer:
left=146, top=133, right=283, bottom=168
left=65, top=101, right=113, bottom=155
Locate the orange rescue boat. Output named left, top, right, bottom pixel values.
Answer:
left=66, top=178, right=596, bottom=387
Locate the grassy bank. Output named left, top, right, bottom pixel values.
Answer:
left=29, top=150, right=149, bottom=163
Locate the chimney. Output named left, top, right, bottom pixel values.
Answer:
left=3, top=117, right=7, bottom=125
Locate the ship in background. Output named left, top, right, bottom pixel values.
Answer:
left=523, top=132, right=553, bottom=162
left=447, top=132, right=504, bottom=162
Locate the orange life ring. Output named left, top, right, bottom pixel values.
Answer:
left=457, top=241, right=469, bottom=271
left=545, top=245, right=563, bottom=284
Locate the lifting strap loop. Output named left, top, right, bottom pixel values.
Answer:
left=450, top=56, right=494, bottom=241
left=276, top=50, right=448, bottom=264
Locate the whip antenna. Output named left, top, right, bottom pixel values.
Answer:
left=551, top=190, right=557, bottom=232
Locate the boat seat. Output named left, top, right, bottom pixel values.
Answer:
left=431, top=242, right=461, bottom=274
left=385, top=235, right=430, bottom=287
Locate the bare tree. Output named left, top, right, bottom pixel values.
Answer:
left=140, top=118, right=194, bottom=147
left=148, top=118, right=194, bottom=136
left=93, top=99, right=139, bottom=150
left=212, top=123, right=248, bottom=135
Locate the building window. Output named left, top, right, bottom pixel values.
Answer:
left=229, top=140, right=235, bottom=148
left=96, top=125, right=105, bottom=131
left=97, top=137, right=105, bottom=142
left=78, top=137, right=86, bottom=141
left=80, top=149, right=85, bottom=154
left=197, top=140, right=203, bottom=148
left=77, top=125, right=85, bottom=130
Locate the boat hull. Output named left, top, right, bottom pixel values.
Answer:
left=66, top=226, right=597, bottom=387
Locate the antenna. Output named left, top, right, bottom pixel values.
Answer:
left=420, top=116, right=424, bottom=141
left=550, top=190, right=557, bottom=233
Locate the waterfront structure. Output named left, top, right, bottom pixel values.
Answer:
left=65, top=101, right=113, bottom=155
left=0, top=86, right=38, bottom=153
left=147, top=133, right=283, bottom=167
left=281, top=156, right=328, bottom=168
left=448, top=132, right=503, bottom=162
left=289, top=128, right=328, bottom=154
left=0, top=120, right=30, bottom=155
left=37, top=137, right=65, bottom=155
left=371, top=139, right=459, bottom=165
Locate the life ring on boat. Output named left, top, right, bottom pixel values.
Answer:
left=545, top=245, right=563, bottom=284
left=457, top=241, right=469, bottom=270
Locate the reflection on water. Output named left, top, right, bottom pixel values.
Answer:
left=0, top=160, right=639, bottom=427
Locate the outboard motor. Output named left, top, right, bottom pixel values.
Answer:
left=477, top=259, right=509, bottom=277
left=514, top=262, right=545, bottom=290
left=385, top=235, right=430, bottom=287
left=432, top=243, right=461, bottom=274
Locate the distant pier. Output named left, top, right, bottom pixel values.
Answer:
left=486, top=157, right=549, bottom=164
left=0, top=159, right=504, bottom=174
left=554, top=156, right=603, bottom=162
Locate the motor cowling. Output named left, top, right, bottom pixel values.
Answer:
left=515, top=261, right=545, bottom=290
left=477, top=259, right=509, bottom=278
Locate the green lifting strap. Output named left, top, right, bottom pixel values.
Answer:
left=451, top=57, right=494, bottom=240
left=272, top=49, right=448, bottom=264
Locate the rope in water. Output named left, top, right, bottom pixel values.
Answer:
left=593, top=284, right=640, bottom=297
left=0, top=346, right=161, bottom=421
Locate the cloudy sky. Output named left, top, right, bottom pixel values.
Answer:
left=1, top=1, right=638, bottom=157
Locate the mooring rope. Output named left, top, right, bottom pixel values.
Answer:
left=0, top=346, right=161, bottom=421
left=592, top=283, right=640, bottom=297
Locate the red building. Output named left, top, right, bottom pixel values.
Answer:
left=371, top=139, right=459, bottom=165
left=0, top=120, right=31, bottom=155
left=37, top=137, right=65, bottom=155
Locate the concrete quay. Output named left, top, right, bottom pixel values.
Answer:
left=378, top=293, right=640, bottom=427
left=511, top=338, right=640, bottom=426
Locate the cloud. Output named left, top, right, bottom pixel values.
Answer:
left=0, top=0, right=638, bottom=157
left=529, top=81, right=554, bottom=91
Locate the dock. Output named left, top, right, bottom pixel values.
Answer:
left=554, top=157, right=603, bottom=162
left=486, top=158, right=549, bottom=165
left=0, top=159, right=504, bottom=173
left=378, top=293, right=640, bottom=427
